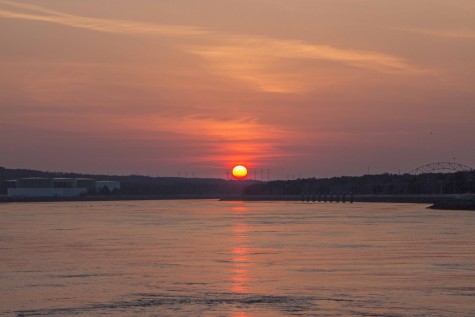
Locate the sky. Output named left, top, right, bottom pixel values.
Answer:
left=0, top=0, right=474, bottom=179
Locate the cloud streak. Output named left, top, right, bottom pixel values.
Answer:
left=0, top=0, right=209, bottom=37
left=0, top=1, right=423, bottom=93
left=140, top=115, right=294, bottom=164
left=187, top=37, right=420, bottom=93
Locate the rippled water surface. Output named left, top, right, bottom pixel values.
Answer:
left=1, top=200, right=475, bottom=316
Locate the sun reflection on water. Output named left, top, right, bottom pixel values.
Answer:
left=230, top=205, right=251, bottom=294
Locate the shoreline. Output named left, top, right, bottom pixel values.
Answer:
left=219, top=194, right=460, bottom=204
left=0, top=194, right=460, bottom=204
left=0, top=194, right=221, bottom=203
left=1, top=194, right=473, bottom=210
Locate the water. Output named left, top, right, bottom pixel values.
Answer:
left=1, top=200, right=474, bottom=316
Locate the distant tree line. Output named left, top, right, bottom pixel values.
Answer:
left=243, top=172, right=475, bottom=196
left=0, top=166, right=252, bottom=196
left=1, top=166, right=474, bottom=197
left=117, top=176, right=252, bottom=196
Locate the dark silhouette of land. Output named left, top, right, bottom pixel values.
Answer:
left=238, top=172, right=474, bottom=210
left=242, top=172, right=475, bottom=196
left=1, top=166, right=474, bottom=209
left=0, top=166, right=255, bottom=199
left=428, top=195, right=475, bottom=210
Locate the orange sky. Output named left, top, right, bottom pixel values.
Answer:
left=0, top=0, right=474, bottom=178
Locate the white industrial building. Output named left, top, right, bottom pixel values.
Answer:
left=6, top=177, right=120, bottom=197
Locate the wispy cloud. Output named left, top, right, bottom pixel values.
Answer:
left=126, top=114, right=296, bottom=164
left=0, top=0, right=209, bottom=36
left=187, top=37, right=420, bottom=93
left=0, top=1, right=424, bottom=93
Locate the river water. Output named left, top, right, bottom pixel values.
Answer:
left=1, top=200, right=474, bottom=316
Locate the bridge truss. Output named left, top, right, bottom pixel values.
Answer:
left=410, top=162, right=474, bottom=175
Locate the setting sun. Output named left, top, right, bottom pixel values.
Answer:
left=232, top=165, right=248, bottom=179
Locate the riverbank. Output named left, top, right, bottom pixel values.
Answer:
left=220, top=194, right=459, bottom=204
left=428, top=195, right=475, bottom=210
left=0, top=194, right=221, bottom=203
left=0, top=194, right=461, bottom=204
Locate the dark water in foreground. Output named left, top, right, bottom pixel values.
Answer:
left=1, top=200, right=474, bottom=316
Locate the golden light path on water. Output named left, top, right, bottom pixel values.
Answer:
left=0, top=200, right=474, bottom=316
left=231, top=205, right=251, bottom=294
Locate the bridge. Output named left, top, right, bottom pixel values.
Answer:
left=410, top=162, right=474, bottom=175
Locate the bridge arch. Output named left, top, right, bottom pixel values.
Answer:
left=410, top=162, right=473, bottom=175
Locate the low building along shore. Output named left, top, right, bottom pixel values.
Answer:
left=6, top=177, right=120, bottom=197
